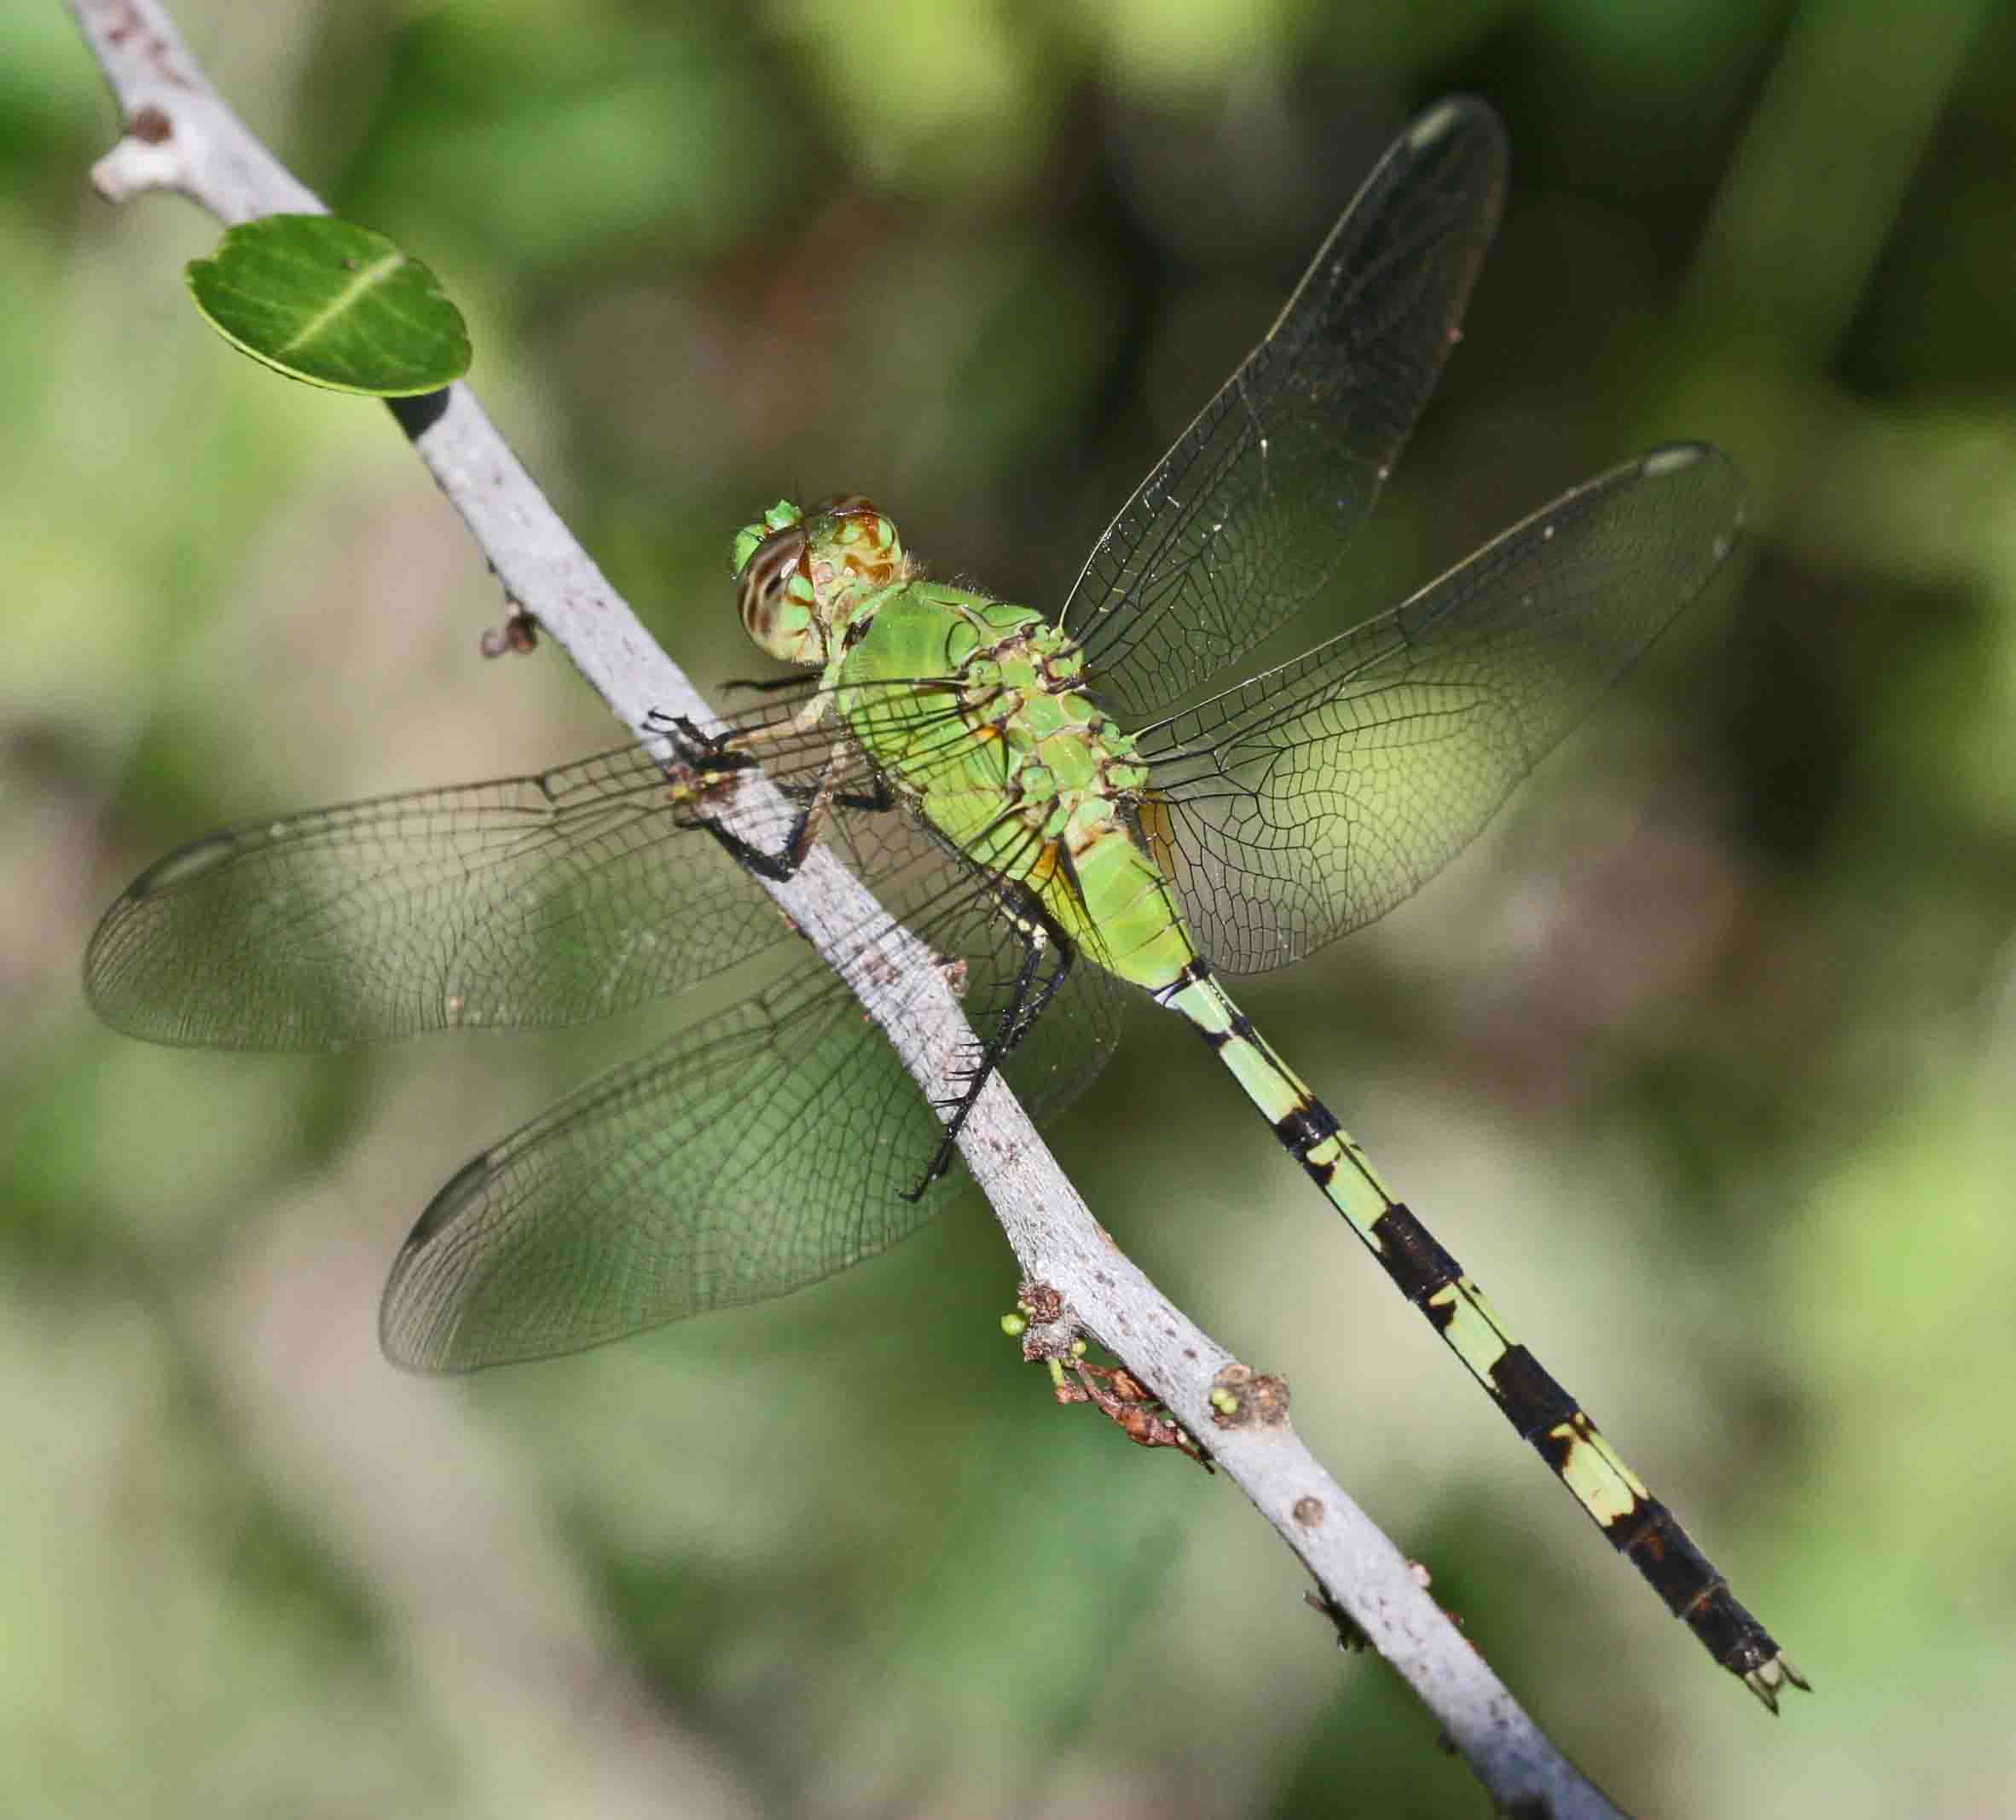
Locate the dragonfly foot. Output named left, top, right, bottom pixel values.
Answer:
left=1306, top=1558, right=1444, bottom=1656
left=900, top=1130, right=961, bottom=1203
left=645, top=709, right=759, bottom=776
left=1302, top=1585, right=1374, bottom=1653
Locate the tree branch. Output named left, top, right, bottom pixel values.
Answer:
left=65, top=3, right=1626, bottom=1811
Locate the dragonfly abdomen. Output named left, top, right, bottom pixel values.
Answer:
left=1153, top=956, right=1805, bottom=1707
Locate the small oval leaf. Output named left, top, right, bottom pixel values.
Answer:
left=185, top=215, right=472, bottom=397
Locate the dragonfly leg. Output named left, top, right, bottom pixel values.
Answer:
left=904, top=885, right=1077, bottom=1201
left=717, top=672, right=818, bottom=695
left=652, top=694, right=830, bottom=761
left=675, top=732, right=873, bottom=884
left=790, top=772, right=896, bottom=817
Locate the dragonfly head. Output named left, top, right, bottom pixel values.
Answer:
left=731, top=496, right=909, bottom=668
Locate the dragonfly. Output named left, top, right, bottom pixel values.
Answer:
left=84, top=97, right=1804, bottom=1708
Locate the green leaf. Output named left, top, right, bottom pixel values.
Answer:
left=184, top=216, right=471, bottom=397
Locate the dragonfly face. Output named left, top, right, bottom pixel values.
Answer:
left=731, top=494, right=910, bottom=667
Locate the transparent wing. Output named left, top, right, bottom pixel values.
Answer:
left=1135, top=446, right=1745, bottom=974
left=88, top=664, right=1132, bottom=1371
left=1060, top=96, right=1507, bottom=717
left=380, top=957, right=952, bottom=1371
left=381, top=826, right=1131, bottom=1372
left=82, top=683, right=960, bottom=1050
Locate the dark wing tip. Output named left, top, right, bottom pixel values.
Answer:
left=82, top=833, right=245, bottom=1039
left=1401, top=94, right=1509, bottom=206
left=378, top=1150, right=495, bottom=1374
left=1408, top=94, right=1507, bottom=157
left=1635, top=440, right=1749, bottom=553
left=126, top=829, right=246, bottom=897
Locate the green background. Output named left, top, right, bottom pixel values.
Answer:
left=9, top=0, right=2016, bottom=1813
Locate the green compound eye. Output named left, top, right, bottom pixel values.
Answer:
left=731, top=500, right=804, bottom=578
left=736, top=522, right=819, bottom=662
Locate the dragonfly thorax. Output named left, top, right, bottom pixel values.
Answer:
left=834, top=586, right=1189, bottom=988
left=731, top=496, right=912, bottom=667
left=956, top=617, right=1148, bottom=807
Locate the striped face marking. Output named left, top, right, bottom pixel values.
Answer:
left=734, top=515, right=819, bottom=664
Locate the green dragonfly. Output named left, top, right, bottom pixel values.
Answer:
left=84, top=97, right=1803, bottom=1707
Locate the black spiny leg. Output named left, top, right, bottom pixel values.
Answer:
left=648, top=708, right=765, bottom=782
left=904, top=886, right=1077, bottom=1201
left=650, top=710, right=891, bottom=882
left=719, top=673, right=823, bottom=695
left=808, top=774, right=899, bottom=818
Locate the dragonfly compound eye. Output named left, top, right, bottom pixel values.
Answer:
left=737, top=523, right=826, bottom=666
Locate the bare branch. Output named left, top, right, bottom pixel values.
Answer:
left=65, top=3, right=1627, bottom=1810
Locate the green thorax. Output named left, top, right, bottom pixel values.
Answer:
left=727, top=499, right=1197, bottom=992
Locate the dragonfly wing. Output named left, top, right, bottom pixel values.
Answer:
left=1060, top=97, right=1506, bottom=717
left=84, top=714, right=901, bottom=1050
left=380, top=957, right=948, bottom=1370
left=1137, top=445, right=1746, bottom=974
left=383, top=838, right=1133, bottom=1371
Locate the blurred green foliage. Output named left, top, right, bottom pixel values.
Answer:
left=8, top=0, right=2016, bottom=1815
